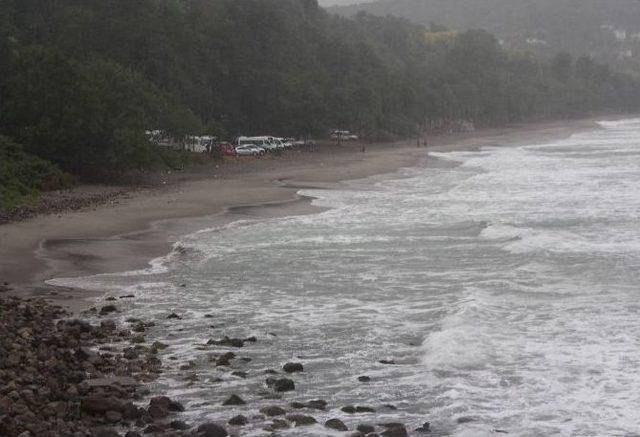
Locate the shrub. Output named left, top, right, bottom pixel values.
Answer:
left=0, top=136, right=72, bottom=212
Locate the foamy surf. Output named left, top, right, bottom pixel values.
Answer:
left=51, top=119, right=640, bottom=435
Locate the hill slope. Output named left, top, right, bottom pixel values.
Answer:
left=330, top=0, right=640, bottom=71
left=0, top=0, right=639, bottom=214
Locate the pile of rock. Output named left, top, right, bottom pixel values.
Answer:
left=0, top=296, right=204, bottom=437
left=0, top=294, right=433, bottom=436
left=0, top=188, right=127, bottom=224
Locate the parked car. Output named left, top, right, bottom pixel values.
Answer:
left=266, top=137, right=287, bottom=150
left=293, top=139, right=316, bottom=147
left=238, top=136, right=280, bottom=152
left=235, top=144, right=265, bottom=156
left=276, top=137, right=294, bottom=149
left=330, top=130, right=358, bottom=141
left=220, top=142, right=237, bottom=157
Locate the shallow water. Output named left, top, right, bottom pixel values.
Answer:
left=51, top=119, right=640, bottom=436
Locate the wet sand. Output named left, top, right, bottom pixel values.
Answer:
left=0, top=119, right=598, bottom=312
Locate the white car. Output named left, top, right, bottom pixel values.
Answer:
left=235, top=144, right=265, bottom=156
left=238, top=136, right=279, bottom=152
left=280, top=138, right=294, bottom=149
left=330, top=130, right=358, bottom=141
left=268, top=138, right=288, bottom=150
left=293, top=139, right=316, bottom=147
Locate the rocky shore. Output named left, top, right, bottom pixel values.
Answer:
left=0, top=288, right=433, bottom=437
left=0, top=187, right=129, bottom=225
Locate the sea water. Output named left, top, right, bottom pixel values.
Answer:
left=50, top=119, right=640, bottom=436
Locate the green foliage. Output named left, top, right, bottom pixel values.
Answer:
left=0, top=0, right=638, bottom=187
left=0, top=45, right=198, bottom=178
left=332, top=0, right=640, bottom=73
left=0, top=136, right=72, bottom=212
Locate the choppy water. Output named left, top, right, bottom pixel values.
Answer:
left=51, top=119, right=640, bottom=436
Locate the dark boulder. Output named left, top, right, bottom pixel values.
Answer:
left=273, top=378, right=295, bottom=392
left=148, top=396, right=184, bottom=418
left=143, top=423, right=165, bottom=434
left=358, top=376, right=371, bottom=382
left=170, top=420, right=191, bottom=430
left=149, top=396, right=184, bottom=412
left=216, top=352, right=236, bottom=366
left=282, top=362, right=303, bottom=373
left=260, top=406, right=286, bottom=416
left=357, top=424, right=376, bottom=434
left=148, top=402, right=169, bottom=420
left=380, top=424, right=408, bottom=437
left=228, top=415, right=248, bottom=426
left=264, top=419, right=289, bottom=431
left=66, top=317, right=94, bottom=329
left=325, top=418, right=348, bottom=431
left=80, top=395, right=124, bottom=414
left=100, top=305, right=118, bottom=315
left=207, top=337, right=244, bottom=348
left=306, top=399, right=327, bottom=410
left=415, top=422, right=431, bottom=433
left=356, top=406, right=375, bottom=413
left=197, top=422, right=228, bottom=437
left=100, top=320, right=117, bottom=332
left=222, top=394, right=245, bottom=406
left=105, top=410, right=123, bottom=423
left=123, top=402, right=144, bottom=420
left=286, top=414, right=317, bottom=426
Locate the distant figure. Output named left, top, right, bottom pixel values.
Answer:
left=361, top=144, right=366, bottom=153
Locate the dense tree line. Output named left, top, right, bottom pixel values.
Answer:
left=331, top=0, right=640, bottom=72
left=1, top=0, right=640, bottom=208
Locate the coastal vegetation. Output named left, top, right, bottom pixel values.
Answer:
left=0, top=136, right=72, bottom=213
left=1, top=0, right=640, bottom=212
left=330, top=0, right=640, bottom=73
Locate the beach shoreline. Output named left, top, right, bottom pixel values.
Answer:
left=0, top=118, right=600, bottom=312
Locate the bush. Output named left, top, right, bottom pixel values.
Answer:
left=0, top=136, right=72, bottom=212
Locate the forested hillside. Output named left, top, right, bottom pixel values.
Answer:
left=331, top=0, right=640, bottom=72
left=1, top=0, right=640, bottom=211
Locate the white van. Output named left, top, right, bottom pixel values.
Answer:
left=237, top=136, right=280, bottom=151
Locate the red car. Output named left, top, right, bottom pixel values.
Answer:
left=219, top=142, right=237, bottom=157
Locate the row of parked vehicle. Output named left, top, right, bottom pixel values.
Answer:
left=147, top=130, right=353, bottom=156
left=329, top=130, right=359, bottom=141
left=223, top=136, right=313, bottom=156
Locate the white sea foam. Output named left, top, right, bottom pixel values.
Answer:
left=51, top=120, right=640, bottom=435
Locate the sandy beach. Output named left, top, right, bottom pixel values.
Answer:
left=6, top=116, right=638, bottom=437
left=0, top=118, right=598, bottom=311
